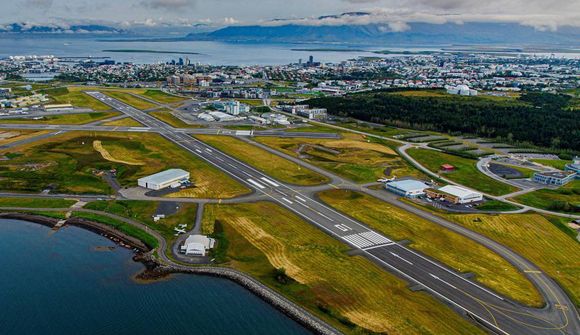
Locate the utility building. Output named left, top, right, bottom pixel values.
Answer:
left=385, top=179, right=430, bottom=198
left=430, top=185, right=483, bottom=204
left=138, top=169, right=190, bottom=190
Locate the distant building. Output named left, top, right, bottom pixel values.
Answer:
left=427, top=185, right=483, bottom=204
left=180, top=235, right=215, bottom=256
left=386, top=179, right=430, bottom=198
left=213, top=100, right=250, bottom=116
left=446, top=85, right=478, bottom=96
left=138, top=169, right=190, bottom=190
left=565, top=157, right=580, bottom=178
left=296, top=108, right=328, bottom=121
left=533, top=171, right=576, bottom=186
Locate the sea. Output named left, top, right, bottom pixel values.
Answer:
left=1, top=35, right=579, bottom=67
left=0, top=219, right=311, bottom=335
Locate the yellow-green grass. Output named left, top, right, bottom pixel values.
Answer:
left=238, top=99, right=264, bottom=106
left=103, top=91, right=157, bottom=110
left=256, top=132, right=423, bottom=183
left=0, top=197, right=76, bottom=208
left=40, top=87, right=112, bottom=111
left=407, top=148, right=518, bottom=195
left=0, top=130, right=50, bottom=146
left=318, top=189, right=543, bottom=307
left=0, top=112, right=119, bottom=125
left=0, top=131, right=249, bottom=198
left=512, top=180, right=580, bottom=214
left=139, top=90, right=186, bottom=104
left=196, top=135, right=329, bottom=186
left=448, top=213, right=580, bottom=307
left=102, top=117, right=143, bottom=127
left=531, top=159, right=572, bottom=171
left=202, top=202, right=485, bottom=335
left=149, top=110, right=204, bottom=128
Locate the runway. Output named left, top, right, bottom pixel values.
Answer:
left=78, top=91, right=580, bottom=334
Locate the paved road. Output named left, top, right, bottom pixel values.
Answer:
left=86, top=91, right=580, bottom=335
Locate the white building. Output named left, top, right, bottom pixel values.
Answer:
left=180, top=235, right=216, bottom=256
left=437, top=185, right=483, bottom=204
left=138, top=169, right=190, bottom=190
left=386, top=179, right=430, bottom=198
left=446, top=85, right=478, bottom=96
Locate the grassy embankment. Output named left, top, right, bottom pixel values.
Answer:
left=0, top=131, right=249, bottom=198
left=0, top=112, right=119, bottom=125
left=102, top=118, right=143, bottom=127
left=139, top=90, right=186, bottom=104
left=447, top=213, right=580, bottom=307
left=512, top=180, right=580, bottom=214
left=317, top=189, right=542, bottom=307
left=0, top=197, right=76, bottom=208
left=196, top=135, right=329, bottom=186
left=256, top=132, right=423, bottom=183
left=202, top=202, right=485, bottom=335
left=407, top=148, right=518, bottom=196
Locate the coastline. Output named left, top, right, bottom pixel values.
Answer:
left=0, top=212, right=341, bottom=335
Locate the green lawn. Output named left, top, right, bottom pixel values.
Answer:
left=0, top=112, right=119, bottom=125
left=140, top=90, right=186, bottom=104
left=407, top=148, right=518, bottom=195
left=531, top=159, right=572, bottom=170
left=149, top=110, right=204, bottom=128
left=196, top=135, right=329, bottom=186
left=475, top=200, right=521, bottom=212
left=512, top=180, right=580, bottom=214
left=318, top=189, right=542, bottom=307
left=0, top=198, right=76, bottom=208
left=104, top=91, right=157, bottom=110
left=40, top=87, right=111, bottom=111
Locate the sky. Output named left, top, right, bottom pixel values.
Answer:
left=3, top=0, right=580, bottom=31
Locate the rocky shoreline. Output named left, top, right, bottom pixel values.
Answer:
left=0, top=212, right=342, bottom=335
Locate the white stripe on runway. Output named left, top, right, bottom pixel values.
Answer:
left=247, top=179, right=266, bottom=189
left=260, top=177, right=280, bottom=187
left=360, top=231, right=392, bottom=245
left=295, top=195, right=307, bottom=202
left=282, top=198, right=294, bottom=205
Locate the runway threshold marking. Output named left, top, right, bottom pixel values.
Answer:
left=247, top=179, right=266, bottom=189
left=260, top=177, right=280, bottom=187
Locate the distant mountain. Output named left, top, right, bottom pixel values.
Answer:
left=186, top=22, right=580, bottom=46
left=0, top=23, right=124, bottom=34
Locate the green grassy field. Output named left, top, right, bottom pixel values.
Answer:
left=149, top=110, right=203, bottom=128
left=407, top=148, right=518, bottom=195
left=475, top=200, right=521, bottom=212
left=0, top=131, right=249, bottom=198
left=140, top=90, right=186, bottom=104
left=256, top=133, right=423, bottom=183
left=202, top=202, right=485, bottom=335
left=0, top=197, right=76, bottom=208
left=531, top=159, right=572, bottom=170
left=40, top=87, right=111, bottom=111
left=318, top=189, right=542, bottom=307
left=448, top=213, right=580, bottom=307
left=104, top=91, right=158, bottom=110
left=0, top=112, right=119, bottom=125
left=71, top=211, right=159, bottom=249
left=101, top=117, right=143, bottom=127
left=512, top=180, right=580, bottom=214
left=196, top=135, right=329, bottom=186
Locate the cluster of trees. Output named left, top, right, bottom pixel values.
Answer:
left=307, top=91, right=579, bottom=151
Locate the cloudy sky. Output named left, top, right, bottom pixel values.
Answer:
left=4, top=0, right=580, bottom=30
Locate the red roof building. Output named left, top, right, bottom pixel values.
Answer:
left=440, top=164, right=455, bottom=171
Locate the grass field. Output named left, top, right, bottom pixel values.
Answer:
left=531, top=159, right=572, bottom=170
left=475, top=200, right=521, bottom=212
left=407, top=148, right=518, bottom=195
left=40, top=87, right=111, bottom=111
left=512, top=180, right=580, bottom=214
left=318, top=189, right=542, bottom=307
left=149, top=110, right=204, bottom=128
left=256, top=132, right=422, bottom=183
left=102, top=117, right=143, bottom=127
left=0, top=197, right=76, bottom=208
left=202, top=202, right=485, bottom=335
left=0, top=131, right=249, bottom=198
left=448, top=213, right=580, bottom=307
left=196, top=135, right=329, bottom=186
left=0, top=112, right=119, bottom=125
left=139, top=90, right=186, bottom=104
left=71, top=211, right=159, bottom=249
left=103, top=91, right=157, bottom=110
left=84, top=200, right=197, bottom=241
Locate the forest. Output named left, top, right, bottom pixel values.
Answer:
left=307, top=91, right=579, bottom=151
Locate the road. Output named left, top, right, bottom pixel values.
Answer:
left=85, top=91, right=579, bottom=335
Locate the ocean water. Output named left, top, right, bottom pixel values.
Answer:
left=0, top=35, right=379, bottom=65
left=0, top=219, right=311, bottom=335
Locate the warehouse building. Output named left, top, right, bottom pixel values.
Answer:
left=138, top=169, right=190, bottom=190
left=426, top=185, right=483, bottom=204
left=533, top=171, right=576, bottom=186
left=385, top=179, right=430, bottom=198
left=180, top=235, right=216, bottom=256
